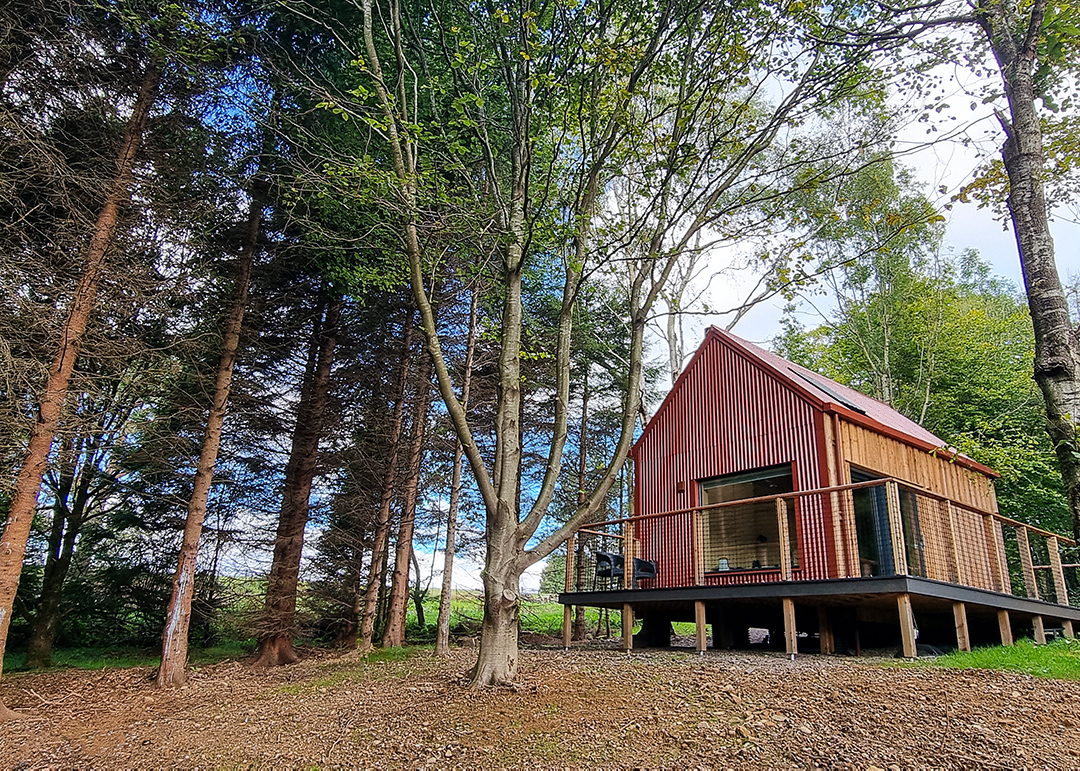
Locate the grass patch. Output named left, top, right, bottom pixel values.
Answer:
left=3, top=640, right=251, bottom=673
left=917, top=638, right=1080, bottom=680
left=406, top=591, right=626, bottom=640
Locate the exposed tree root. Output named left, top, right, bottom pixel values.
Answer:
left=252, top=636, right=300, bottom=667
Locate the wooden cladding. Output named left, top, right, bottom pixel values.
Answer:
left=838, top=420, right=996, bottom=513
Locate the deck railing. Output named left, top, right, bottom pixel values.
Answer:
left=561, top=478, right=1078, bottom=609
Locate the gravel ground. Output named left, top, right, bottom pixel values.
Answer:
left=1, top=644, right=1078, bottom=769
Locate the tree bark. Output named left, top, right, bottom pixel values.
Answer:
left=469, top=541, right=523, bottom=687
left=157, top=146, right=267, bottom=686
left=253, top=294, right=342, bottom=667
left=978, top=0, right=1080, bottom=535
left=0, top=57, right=160, bottom=720
left=357, top=311, right=413, bottom=652
left=383, top=344, right=434, bottom=647
left=435, top=288, right=479, bottom=657
left=24, top=442, right=81, bottom=669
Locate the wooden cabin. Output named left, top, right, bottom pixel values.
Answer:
left=558, top=327, right=1080, bottom=655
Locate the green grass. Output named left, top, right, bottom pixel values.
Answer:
left=915, top=638, right=1080, bottom=680
left=407, top=591, right=623, bottom=639
left=3, top=640, right=251, bottom=674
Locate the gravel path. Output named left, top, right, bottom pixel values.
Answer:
left=2, top=646, right=1078, bottom=768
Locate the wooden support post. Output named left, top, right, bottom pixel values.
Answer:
left=1033, top=615, right=1047, bottom=645
left=1015, top=526, right=1039, bottom=600
left=624, top=521, right=635, bottom=590
left=1064, top=620, right=1075, bottom=639
left=817, top=606, right=835, bottom=655
left=694, top=600, right=707, bottom=654
left=998, top=610, right=1013, bottom=646
left=777, top=498, right=793, bottom=581
left=783, top=598, right=797, bottom=656
left=1048, top=536, right=1070, bottom=606
left=952, top=602, right=971, bottom=652
left=562, top=605, right=572, bottom=649
left=885, top=481, right=908, bottom=576
left=897, top=593, right=917, bottom=659
left=622, top=603, right=634, bottom=652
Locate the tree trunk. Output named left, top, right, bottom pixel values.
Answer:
left=357, top=311, right=413, bottom=652
left=409, top=551, right=426, bottom=628
left=24, top=466, right=87, bottom=670
left=253, top=294, right=342, bottom=667
left=157, top=153, right=266, bottom=687
left=24, top=519, right=77, bottom=669
left=435, top=288, right=479, bottom=656
left=0, top=57, right=160, bottom=720
left=383, top=346, right=434, bottom=647
left=468, top=545, right=522, bottom=687
left=979, top=0, right=1080, bottom=535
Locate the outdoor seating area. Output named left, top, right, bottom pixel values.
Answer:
left=592, top=552, right=658, bottom=590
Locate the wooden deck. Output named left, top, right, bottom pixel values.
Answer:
left=558, top=576, right=1080, bottom=655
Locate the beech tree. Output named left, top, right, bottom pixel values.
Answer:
left=977, top=0, right=1080, bottom=535
left=333, top=0, right=897, bottom=686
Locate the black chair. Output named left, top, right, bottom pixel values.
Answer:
left=594, top=553, right=658, bottom=589
left=632, top=558, right=658, bottom=586
left=593, top=552, right=624, bottom=589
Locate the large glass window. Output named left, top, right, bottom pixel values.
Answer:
left=700, top=465, right=797, bottom=572
left=850, top=468, right=925, bottom=577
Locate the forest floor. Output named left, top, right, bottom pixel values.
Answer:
left=2, top=639, right=1080, bottom=769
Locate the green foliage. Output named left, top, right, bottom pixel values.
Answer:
left=776, top=175, right=1069, bottom=532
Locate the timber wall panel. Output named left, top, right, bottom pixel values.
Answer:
left=839, top=421, right=997, bottom=512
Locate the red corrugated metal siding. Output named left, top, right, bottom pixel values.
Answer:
left=636, top=334, right=833, bottom=583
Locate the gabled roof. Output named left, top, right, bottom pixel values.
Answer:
left=635, top=326, right=998, bottom=478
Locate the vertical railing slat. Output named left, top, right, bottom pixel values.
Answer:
left=1016, top=525, right=1039, bottom=600
left=777, top=497, right=792, bottom=582
left=1048, top=536, right=1070, bottom=607
left=885, top=480, right=908, bottom=576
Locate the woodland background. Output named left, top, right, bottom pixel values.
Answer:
left=0, top=0, right=1077, bottom=689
